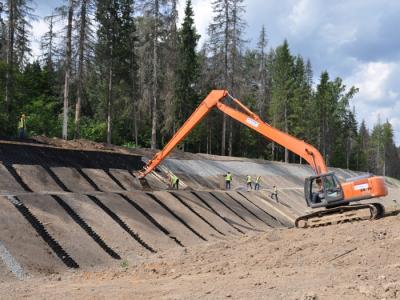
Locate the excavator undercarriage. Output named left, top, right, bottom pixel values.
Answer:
left=295, top=203, right=384, bottom=228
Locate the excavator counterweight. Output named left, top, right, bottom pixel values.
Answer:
left=139, top=90, right=388, bottom=227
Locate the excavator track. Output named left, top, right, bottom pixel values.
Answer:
left=295, top=203, right=384, bottom=228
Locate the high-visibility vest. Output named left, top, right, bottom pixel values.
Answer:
left=18, top=117, right=26, bottom=129
left=256, top=176, right=261, bottom=184
left=225, top=173, right=232, bottom=181
left=171, top=175, right=178, bottom=184
left=247, top=175, right=252, bottom=183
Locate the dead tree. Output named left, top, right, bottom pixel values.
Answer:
left=62, top=0, right=74, bottom=140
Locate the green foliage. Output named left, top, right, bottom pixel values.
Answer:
left=174, top=0, right=200, bottom=126
left=122, top=141, right=138, bottom=149
left=79, top=118, right=107, bottom=142
left=23, top=96, right=61, bottom=137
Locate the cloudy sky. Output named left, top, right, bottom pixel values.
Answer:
left=32, top=0, right=400, bottom=144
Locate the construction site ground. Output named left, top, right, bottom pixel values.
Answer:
left=3, top=217, right=400, bottom=300
left=1, top=137, right=400, bottom=299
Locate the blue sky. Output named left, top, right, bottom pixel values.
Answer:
left=32, top=0, right=400, bottom=144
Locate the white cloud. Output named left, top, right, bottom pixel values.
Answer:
left=31, top=19, right=48, bottom=58
left=286, top=0, right=319, bottom=34
left=347, top=62, right=396, bottom=102
left=347, top=61, right=400, bottom=144
left=191, top=0, right=213, bottom=45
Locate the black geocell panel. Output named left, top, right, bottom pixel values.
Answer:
left=0, top=143, right=144, bottom=170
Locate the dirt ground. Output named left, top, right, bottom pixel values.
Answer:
left=2, top=215, right=400, bottom=300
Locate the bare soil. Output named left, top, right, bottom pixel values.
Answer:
left=3, top=216, right=400, bottom=300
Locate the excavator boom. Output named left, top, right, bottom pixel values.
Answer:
left=139, top=90, right=328, bottom=177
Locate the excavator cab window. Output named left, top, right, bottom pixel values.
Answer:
left=305, top=173, right=344, bottom=208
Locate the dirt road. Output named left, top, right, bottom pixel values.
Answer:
left=3, top=215, right=400, bottom=300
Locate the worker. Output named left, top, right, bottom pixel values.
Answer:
left=170, top=174, right=179, bottom=190
left=255, top=175, right=261, bottom=190
left=225, top=171, right=232, bottom=190
left=312, top=178, right=324, bottom=203
left=246, top=175, right=253, bottom=191
left=18, top=114, right=27, bottom=139
left=271, top=185, right=278, bottom=202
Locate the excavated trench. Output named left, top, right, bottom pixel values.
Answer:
left=1, top=141, right=399, bottom=281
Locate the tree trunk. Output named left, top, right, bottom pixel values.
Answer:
left=132, top=77, right=138, bottom=145
left=284, top=101, right=289, bottom=163
left=228, top=118, right=233, bottom=156
left=47, top=15, right=54, bottom=70
left=5, top=0, right=15, bottom=111
left=62, top=0, right=74, bottom=140
left=221, top=0, right=229, bottom=156
left=346, top=137, right=350, bottom=169
left=107, top=46, right=113, bottom=144
left=271, top=141, right=275, bottom=160
left=221, top=115, right=226, bottom=155
left=75, top=0, right=87, bottom=139
left=151, top=0, right=159, bottom=150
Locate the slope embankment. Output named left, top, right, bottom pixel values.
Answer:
left=0, top=140, right=399, bottom=283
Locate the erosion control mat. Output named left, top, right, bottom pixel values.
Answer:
left=1, top=139, right=399, bottom=295
left=0, top=142, right=145, bottom=171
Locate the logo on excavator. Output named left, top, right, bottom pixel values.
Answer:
left=246, top=117, right=259, bottom=128
left=354, top=183, right=369, bottom=191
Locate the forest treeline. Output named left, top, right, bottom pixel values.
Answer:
left=0, top=0, right=399, bottom=178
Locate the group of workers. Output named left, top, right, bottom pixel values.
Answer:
left=225, top=172, right=262, bottom=191
left=224, top=172, right=278, bottom=201
left=168, top=171, right=278, bottom=202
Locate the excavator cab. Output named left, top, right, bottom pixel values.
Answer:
left=304, top=172, right=344, bottom=208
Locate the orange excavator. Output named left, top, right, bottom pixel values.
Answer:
left=139, top=90, right=388, bottom=227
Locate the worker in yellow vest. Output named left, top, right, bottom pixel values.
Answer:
left=170, top=174, right=179, bottom=190
left=246, top=175, right=253, bottom=191
left=255, top=175, right=261, bottom=190
left=18, top=114, right=27, bottom=139
left=225, top=171, right=232, bottom=190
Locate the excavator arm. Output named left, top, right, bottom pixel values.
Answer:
left=139, top=89, right=328, bottom=178
left=139, top=89, right=388, bottom=228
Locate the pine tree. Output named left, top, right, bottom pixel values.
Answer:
left=381, top=121, right=398, bottom=177
left=174, top=0, right=199, bottom=129
left=96, top=0, right=137, bottom=144
left=369, top=120, right=384, bottom=175
left=208, top=0, right=246, bottom=156
left=124, top=1, right=139, bottom=146
left=0, top=2, right=6, bottom=59
left=356, top=120, right=369, bottom=171
left=342, top=107, right=358, bottom=169
left=255, top=25, right=268, bottom=117
left=41, top=13, right=58, bottom=70
left=74, top=0, right=95, bottom=138
left=138, top=0, right=170, bottom=149
left=269, top=40, right=294, bottom=162
left=160, top=0, right=178, bottom=141
left=4, top=0, right=35, bottom=111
